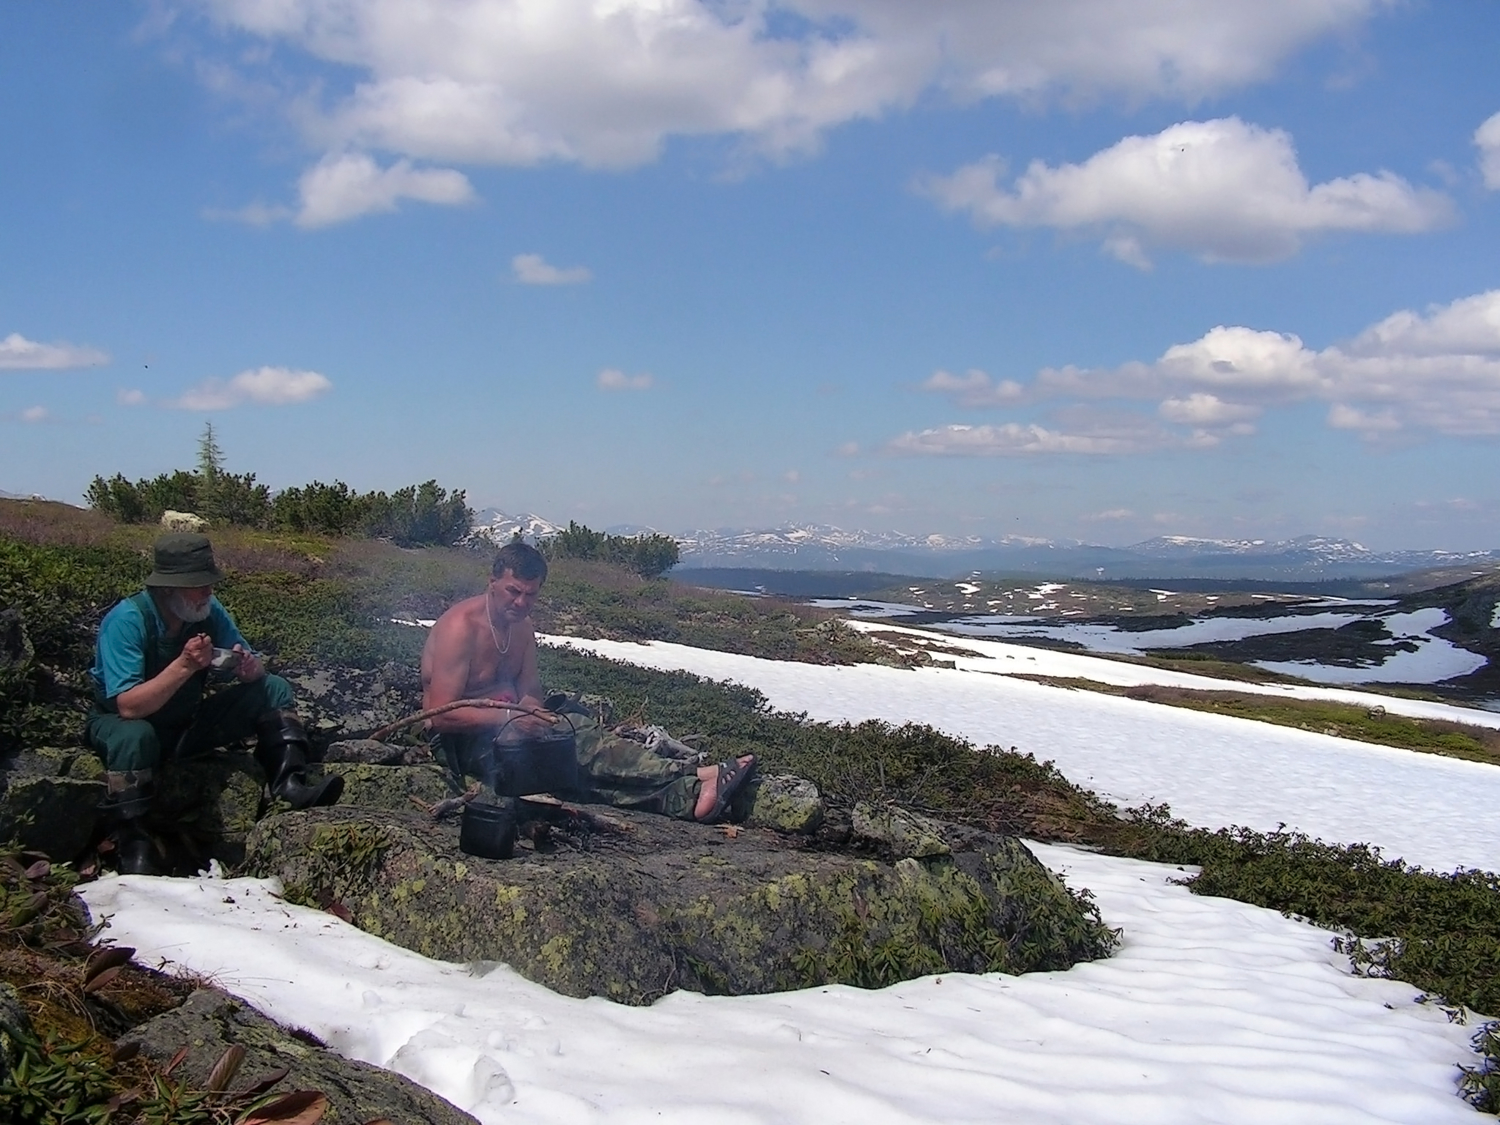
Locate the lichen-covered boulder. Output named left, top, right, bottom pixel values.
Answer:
left=0, top=748, right=107, bottom=860
left=124, top=988, right=478, bottom=1125
left=851, top=801, right=952, bottom=859
left=0, top=744, right=272, bottom=868
left=281, top=662, right=424, bottom=749
left=740, top=774, right=825, bottom=833
left=0, top=983, right=32, bottom=1087
left=154, top=751, right=265, bottom=865
left=324, top=762, right=453, bottom=812
left=245, top=803, right=1117, bottom=1004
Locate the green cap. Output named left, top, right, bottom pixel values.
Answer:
left=145, top=533, right=225, bottom=588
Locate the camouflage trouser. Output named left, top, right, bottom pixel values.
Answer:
left=87, top=674, right=296, bottom=773
left=433, top=714, right=702, bottom=820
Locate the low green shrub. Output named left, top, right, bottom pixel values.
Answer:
left=540, top=520, right=680, bottom=578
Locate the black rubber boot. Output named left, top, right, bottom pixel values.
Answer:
left=100, top=771, right=164, bottom=876
left=254, top=711, right=343, bottom=810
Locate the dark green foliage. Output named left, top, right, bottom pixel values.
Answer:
left=196, top=472, right=272, bottom=530
left=86, top=471, right=202, bottom=525
left=270, top=479, right=473, bottom=546
left=268, top=480, right=365, bottom=536
left=360, top=480, right=472, bottom=547
left=542, top=521, right=680, bottom=578
left=213, top=571, right=424, bottom=668
left=0, top=1032, right=119, bottom=1125
left=87, top=471, right=472, bottom=547
left=0, top=538, right=146, bottom=751
left=195, top=422, right=224, bottom=480
left=85, top=433, right=472, bottom=546
left=82, top=474, right=149, bottom=524
left=1461, top=1022, right=1500, bottom=1112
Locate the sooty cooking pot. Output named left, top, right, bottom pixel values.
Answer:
left=459, top=801, right=517, bottom=860
left=485, top=723, right=580, bottom=798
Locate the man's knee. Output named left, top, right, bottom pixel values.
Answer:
left=257, top=674, right=296, bottom=712
left=88, top=715, right=164, bottom=773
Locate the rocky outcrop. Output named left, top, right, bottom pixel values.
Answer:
left=0, top=747, right=107, bottom=861
left=739, top=773, right=825, bottom=833
left=0, top=983, right=29, bottom=1087
left=281, top=662, right=425, bottom=751
left=0, top=746, right=269, bottom=870
left=245, top=800, right=1116, bottom=1004
left=123, top=987, right=478, bottom=1125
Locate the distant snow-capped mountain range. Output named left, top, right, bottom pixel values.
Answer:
left=468, top=510, right=1500, bottom=581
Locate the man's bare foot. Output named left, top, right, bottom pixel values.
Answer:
left=693, top=754, right=756, bottom=821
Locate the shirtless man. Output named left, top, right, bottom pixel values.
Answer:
left=421, top=541, right=756, bottom=822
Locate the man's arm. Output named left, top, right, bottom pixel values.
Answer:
left=115, top=634, right=213, bottom=719
left=96, top=598, right=214, bottom=720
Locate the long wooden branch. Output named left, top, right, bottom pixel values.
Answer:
left=367, top=699, right=555, bottom=742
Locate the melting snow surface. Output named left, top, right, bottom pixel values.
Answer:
left=82, top=844, right=1482, bottom=1125
left=556, top=636, right=1500, bottom=873
left=940, top=611, right=1367, bottom=653
left=78, top=640, right=1500, bottom=1124
left=1253, top=608, right=1487, bottom=685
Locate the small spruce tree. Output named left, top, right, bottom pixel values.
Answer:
left=197, top=421, right=225, bottom=481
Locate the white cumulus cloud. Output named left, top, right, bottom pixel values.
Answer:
left=20, top=406, right=49, bottom=423
left=512, top=254, right=593, bottom=285
left=170, top=366, right=333, bottom=410
left=918, top=368, right=1025, bottom=406
left=0, top=333, right=109, bottom=370
left=887, top=421, right=1171, bottom=457
left=903, top=289, right=1500, bottom=454
left=1158, top=393, right=1261, bottom=426
left=596, top=368, right=654, bottom=392
left=295, top=152, right=475, bottom=227
left=919, top=118, right=1452, bottom=265
left=117, top=388, right=148, bottom=407
left=1476, top=111, right=1500, bottom=190
left=189, top=0, right=1381, bottom=177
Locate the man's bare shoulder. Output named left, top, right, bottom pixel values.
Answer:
left=427, top=594, right=486, bottom=645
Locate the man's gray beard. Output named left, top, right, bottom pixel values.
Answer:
left=167, top=590, right=212, bottom=623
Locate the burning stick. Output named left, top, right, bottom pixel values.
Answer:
left=518, top=794, right=634, bottom=835
left=412, top=782, right=483, bottom=820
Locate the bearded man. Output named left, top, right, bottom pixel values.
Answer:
left=87, top=533, right=341, bottom=874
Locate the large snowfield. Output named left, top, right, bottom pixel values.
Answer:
left=80, top=631, right=1500, bottom=1124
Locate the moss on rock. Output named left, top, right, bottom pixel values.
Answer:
left=325, top=762, right=453, bottom=812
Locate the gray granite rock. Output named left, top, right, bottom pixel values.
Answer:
left=123, top=988, right=478, bottom=1125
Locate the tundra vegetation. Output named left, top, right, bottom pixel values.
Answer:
left=1, top=494, right=1498, bottom=1113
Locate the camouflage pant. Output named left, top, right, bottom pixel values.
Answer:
left=433, top=715, right=702, bottom=820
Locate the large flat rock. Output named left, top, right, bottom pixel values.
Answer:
left=245, top=803, right=1116, bottom=1004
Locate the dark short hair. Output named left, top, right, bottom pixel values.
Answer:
left=491, top=541, right=548, bottom=583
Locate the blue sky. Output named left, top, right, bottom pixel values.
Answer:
left=3, top=1, right=1499, bottom=549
